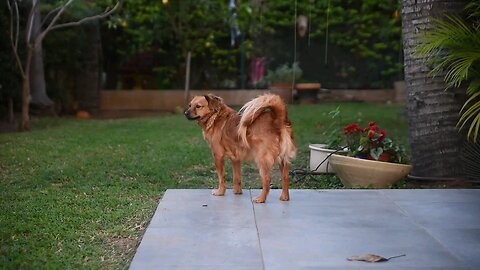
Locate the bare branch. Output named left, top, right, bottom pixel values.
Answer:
left=26, top=0, right=41, bottom=44
left=34, top=0, right=121, bottom=48
left=41, top=5, right=63, bottom=29
left=7, top=0, right=25, bottom=77
left=34, top=0, right=75, bottom=46
left=48, top=1, right=122, bottom=32
left=14, top=0, right=19, bottom=49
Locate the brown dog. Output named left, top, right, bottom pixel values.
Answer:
left=184, top=93, right=296, bottom=203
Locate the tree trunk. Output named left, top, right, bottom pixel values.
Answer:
left=29, top=0, right=54, bottom=108
left=75, top=21, right=102, bottom=113
left=21, top=49, right=33, bottom=131
left=402, top=0, right=467, bottom=178
left=8, top=97, right=14, bottom=123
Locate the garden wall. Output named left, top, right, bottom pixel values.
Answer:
left=99, top=86, right=406, bottom=116
left=100, top=90, right=270, bottom=111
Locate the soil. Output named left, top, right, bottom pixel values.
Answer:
left=403, top=180, right=480, bottom=189
left=0, top=120, right=18, bottom=133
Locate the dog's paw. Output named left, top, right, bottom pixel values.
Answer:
left=233, top=189, right=243, bottom=195
left=253, top=196, right=266, bottom=203
left=211, top=189, right=226, bottom=196
left=279, top=193, right=290, bottom=201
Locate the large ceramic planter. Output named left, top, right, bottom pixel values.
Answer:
left=329, top=154, right=412, bottom=188
left=309, top=144, right=347, bottom=173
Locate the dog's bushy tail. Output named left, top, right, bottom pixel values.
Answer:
left=239, top=93, right=296, bottom=163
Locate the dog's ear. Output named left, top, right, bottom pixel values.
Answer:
left=204, top=94, right=223, bottom=112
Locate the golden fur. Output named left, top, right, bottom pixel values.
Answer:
left=184, top=93, right=296, bottom=203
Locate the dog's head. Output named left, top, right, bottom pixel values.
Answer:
left=184, top=94, right=223, bottom=121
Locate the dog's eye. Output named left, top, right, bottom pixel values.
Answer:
left=196, top=105, right=202, bottom=109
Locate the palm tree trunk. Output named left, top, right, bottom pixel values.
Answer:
left=402, top=0, right=467, bottom=178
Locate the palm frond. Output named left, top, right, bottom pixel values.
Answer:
left=417, top=11, right=480, bottom=142
left=468, top=78, right=480, bottom=95
left=418, top=15, right=480, bottom=77
left=458, top=92, right=480, bottom=141
left=466, top=0, right=480, bottom=21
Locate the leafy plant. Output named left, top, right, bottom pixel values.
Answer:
left=262, top=62, right=302, bottom=85
left=259, top=0, right=402, bottom=88
left=343, top=121, right=408, bottom=164
left=323, top=106, right=344, bottom=149
left=416, top=1, right=480, bottom=142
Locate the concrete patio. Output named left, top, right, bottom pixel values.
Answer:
left=130, top=189, right=480, bottom=269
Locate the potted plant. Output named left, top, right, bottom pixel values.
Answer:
left=309, top=107, right=348, bottom=173
left=329, top=121, right=412, bottom=188
left=262, top=62, right=302, bottom=103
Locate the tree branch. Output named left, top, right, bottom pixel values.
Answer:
left=25, top=0, right=40, bottom=44
left=49, top=1, right=121, bottom=32
left=7, top=0, right=25, bottom=77
left=35, top=0, right=75, bottom=45
left=34, top=0, right=121, bottom=48
left=41, top=5, right=63, bottom=29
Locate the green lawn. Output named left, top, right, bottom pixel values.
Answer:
left=0, top=103, right=408, bottom=269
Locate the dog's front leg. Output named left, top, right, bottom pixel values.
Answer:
left=212, top=155, right=226, bottom=196
left=232, top=159, right=242, bottom=194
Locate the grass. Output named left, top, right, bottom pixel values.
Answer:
left=0, top=102, right=408, bottom=269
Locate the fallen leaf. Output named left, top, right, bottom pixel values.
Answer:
left=347, top=254, right=405, bottom=263
left=347, top=254, right=387, bottom=262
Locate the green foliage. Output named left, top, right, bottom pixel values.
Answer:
left=323, top=106, right=345, bottom=149
left=417, top=1, right=480, bottom=142
left=259, top=0, right=402, bottom=86
left=0, top=2, right=21, bottom=115
left=103, top=0, right=257, bottom=88
left=99, top=0, right=403, bottom=89
left=262, top=62, right=303, bottom=84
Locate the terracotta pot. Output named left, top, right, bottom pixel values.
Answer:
left=76, top=111, right=91, bottom=120
left=329, top=154, right=412, bottom=188
left=269, top=83, right=293, bottom=103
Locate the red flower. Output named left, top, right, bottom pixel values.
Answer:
left=379, top=130, right=387, bottom=141
left=368, top=121, right=377, bottom=127
left=344, top=123, right=362, bottom=134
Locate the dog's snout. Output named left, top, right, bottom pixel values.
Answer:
left=184, top=109, right=199, bottom=120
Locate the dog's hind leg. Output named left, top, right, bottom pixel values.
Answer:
left=279, top=162, right=290, bottom=201
left=253, top=155, right=274, bottom=203
left=212, top=155, right=226, bottom=196
left=232, top=159, right=243, bottom=194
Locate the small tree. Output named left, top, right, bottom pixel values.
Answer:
left=7, top=0, right=120, bottom=131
